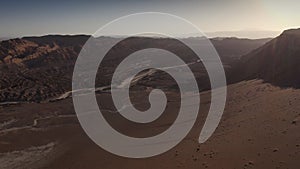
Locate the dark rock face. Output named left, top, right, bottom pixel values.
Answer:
left=232, top=28, right=300, bottom=88
left=0, top=35, right=90, bottom=102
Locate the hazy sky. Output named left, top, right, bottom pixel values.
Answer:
left=0, top=0, right=299, bottom=38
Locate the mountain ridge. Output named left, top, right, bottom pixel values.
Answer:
left=0, top=34, right=275, bottom=102
left=232, top=28, right=300, bottom=88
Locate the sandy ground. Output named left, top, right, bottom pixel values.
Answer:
left=0, top=80, right=300, bottom=169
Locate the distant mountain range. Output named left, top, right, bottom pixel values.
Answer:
left=179, top=30, right=281, bottom=39
left=205, top=30, right=281, bottom=39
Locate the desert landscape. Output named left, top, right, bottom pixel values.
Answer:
left=0, top=28, right=300, bottom=169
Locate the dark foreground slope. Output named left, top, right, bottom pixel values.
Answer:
left=232, top=28, right=300, bottom=87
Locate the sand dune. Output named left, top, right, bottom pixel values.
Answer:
left=0, top=80, right=299, bottom=168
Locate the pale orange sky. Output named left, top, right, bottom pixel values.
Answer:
left=0, top=0, right=299, bottom=38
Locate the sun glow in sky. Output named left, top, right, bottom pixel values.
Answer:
left=0, top=0, right=299, bottom=38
